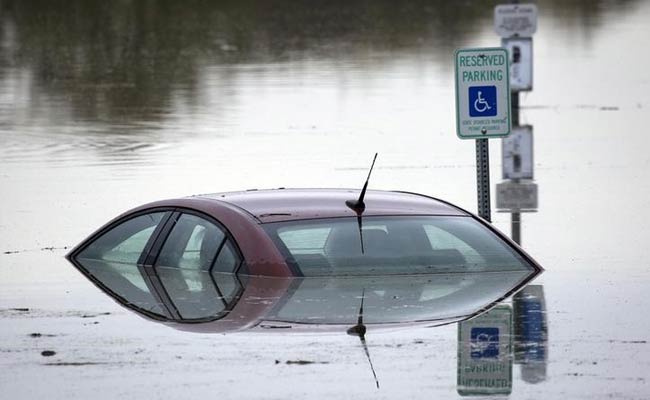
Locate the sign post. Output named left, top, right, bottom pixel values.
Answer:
left=493, top=3, right=538, bottom=243
left=455, top=47, right=511, bottom=222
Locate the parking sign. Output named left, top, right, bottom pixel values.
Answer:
left=458, top=306, right=513, bottom=396
left=455, top=47, right=511, bottom=139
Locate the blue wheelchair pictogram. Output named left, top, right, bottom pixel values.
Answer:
left=469, top=86, right=497, bottom=117
left=470, top=327, right=500, bottom=359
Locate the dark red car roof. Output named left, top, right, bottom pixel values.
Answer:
left=195, top=188, right=468, bottom=223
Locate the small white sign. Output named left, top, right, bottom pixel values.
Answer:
left=494, top=4, right=538, bottom=38
left=455, top=48, right=511, bottom=139
left=502, top=125, right=533, bottom=179
left=496, top=181, right=538, bottom=212
left=458, top=306, right=513, bottom=396
left=502, top=37, right=533, bottom=92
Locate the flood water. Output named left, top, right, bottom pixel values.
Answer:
left=1, top=0, right=650, bottom=398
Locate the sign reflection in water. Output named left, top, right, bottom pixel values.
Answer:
left=456, top=287, right=548, bottom=396
left=514, top=285, right=548, bottom=383
left=457, top=305, right=513, bottom=396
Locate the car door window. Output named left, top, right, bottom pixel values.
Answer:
left=74, top=212, right=167, bottom=316
left=155, top=213, right=238, bottom=320
left=156, top=214, right=226, bottom=271
left=211, top=240, right=242, bottom=302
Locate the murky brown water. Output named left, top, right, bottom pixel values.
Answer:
left=1, top=1, right=650, bottom=398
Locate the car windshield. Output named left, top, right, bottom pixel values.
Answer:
left=263, top=216, right=535, bottom=276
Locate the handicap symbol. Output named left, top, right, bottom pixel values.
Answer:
left=470, top=327, right=500, bottom=359
left=469, top=86, right=497, bottom=117
left=474, top=91, right=491, bottom=113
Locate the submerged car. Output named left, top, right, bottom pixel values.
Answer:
left=66, top=188, right=543, bottom=325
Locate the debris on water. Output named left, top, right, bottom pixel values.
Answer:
left=609, top=340, right=647, bottom=344
left=44, top=362, right=107, bottom=366
left=40, top=246, right=69, bottom=251
left=3, top=246, right=70, bottom=255
left=41, top=350, right=56, bottom=357
left=80, top=312, right=111, bottom=318
left=574, top=104, right=620, bottom=111
left=29, top=333, right=57, bottom=338
left=570, top=359, right=600, bottom=366
left=277, top=360, right=330, bottom=365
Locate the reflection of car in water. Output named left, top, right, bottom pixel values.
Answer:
left=66, top=188, right=543, bottom=331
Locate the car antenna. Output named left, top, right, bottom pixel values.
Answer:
left=347, top=288, right=380, bottom=389
left=345, top=153, right=378, bottom=254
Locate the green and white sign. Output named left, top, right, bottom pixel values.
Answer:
left=455, top=47, right=511, bottom=139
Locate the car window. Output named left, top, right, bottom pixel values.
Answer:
left=155, top=213, right=238, bottom=320
left=211, top=240, right=242, bottom=303
left=74, top=212, right=167, bottom=317
left=423, top=224, right=485, bottom=269
left=212, top=240, right=241, bottom=273
left=77, top=259, right=167, bottom=317
left=278, top=228, right=332, bottom=255
left=78, top=212, right=165, bottom=263
left=264, top=216, right=534, bottom=276
left=156, top=214, right=226, bottom=271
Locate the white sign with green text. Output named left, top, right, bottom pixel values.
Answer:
left=455, top=47, right=511, bottom=139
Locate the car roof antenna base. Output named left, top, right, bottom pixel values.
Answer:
left=345, top=153, right=378, bottom=214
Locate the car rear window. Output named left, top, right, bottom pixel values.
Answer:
left=263, top=216, right=535, bottom=276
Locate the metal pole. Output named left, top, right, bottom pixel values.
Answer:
left=510, top=91, right=520, bottom=240
left=476, top=138, right=491, bottom=222
left=511, top=211, right=521, bottom=245
left=511, top=92, right=520, bottom=126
